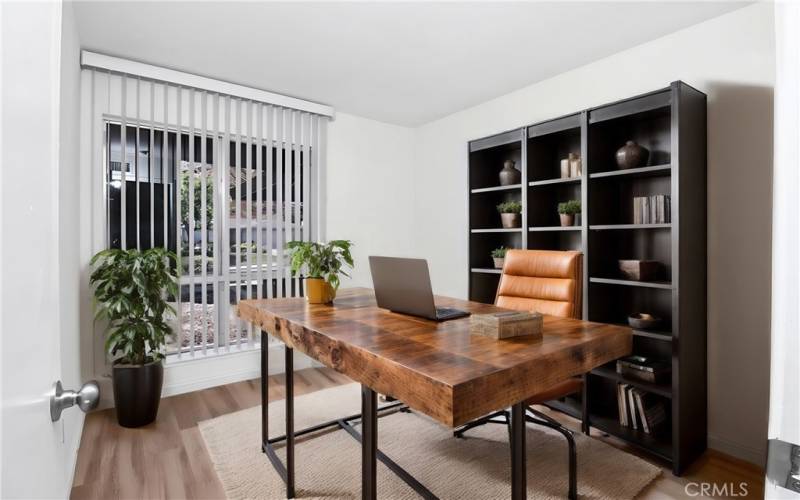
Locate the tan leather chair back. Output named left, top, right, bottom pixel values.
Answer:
left=495, top=249, right=583, bottom=319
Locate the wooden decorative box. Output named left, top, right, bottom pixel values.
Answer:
left=470, top=311, right=543, bottom=340
left=618, top=259, right=660, bottom=281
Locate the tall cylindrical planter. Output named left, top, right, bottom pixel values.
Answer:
left=112, top=360, right=164, bottom=428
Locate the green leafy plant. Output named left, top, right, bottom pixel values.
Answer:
left=491, top=246, right=508, bottom=258
left=557, top=199, right=581, bottom=215
left=90, top=248, right=178, bottom=365
left=286, top=240, right=354, bottom=290
left=496, top=201, right=522, bottom=214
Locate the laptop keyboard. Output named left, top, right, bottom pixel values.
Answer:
left=435, top=307, right=469, bottom=320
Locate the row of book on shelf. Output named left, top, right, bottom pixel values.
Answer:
left=617, top=383, right=667, bottom=434
left=633, top=194, right=671, bottom=224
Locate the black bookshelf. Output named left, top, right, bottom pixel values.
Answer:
left=466, top=81, right=707, bottom=475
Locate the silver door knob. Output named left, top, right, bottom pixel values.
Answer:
left=50, top=380, right=100, bottom=422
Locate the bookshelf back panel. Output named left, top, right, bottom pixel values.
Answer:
left=589, top=229, right=672, bottom=282
left=588, top=105, right=671, bottom=174
left=589, top=176, right=671, bottom=226
left=470, top=190, right=523, bottom=229
left=469, top=232, right=523, bottom=269
left=528, top=231, right=583, bottom=251
left=631, top=335, right=672, bottom=361
left=528, top=183, right=583, bottom=228
left=588, top=283, right=673, bottom=333
left=469, top=145, right=523, bottom=190
left=470, top=273, right=501, bottom=304
left=527, top=128, right=582, bottom=181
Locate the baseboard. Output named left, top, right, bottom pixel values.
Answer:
left=161, top=344, right=315, bottom=398
left=708, top=433, right=767, bottom=468
left=92, top=344, right=315, bottom=406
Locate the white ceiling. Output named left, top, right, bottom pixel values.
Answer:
left=72, top=1, right=747, bottom=126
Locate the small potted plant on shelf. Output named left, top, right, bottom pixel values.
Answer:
left=491, top=247, right=508, bottom=269
left=286, top=240, right=354, bottom=304
left=90, top=247, right=178, bottom=428
left=497, top=200, right=522, bottom=229
left=558, top=199, right=581, bottom=227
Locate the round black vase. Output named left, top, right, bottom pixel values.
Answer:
left=112, top=360, right=164, bottom=428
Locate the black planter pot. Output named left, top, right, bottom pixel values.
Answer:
left=112, top=360, right=164, bottom=428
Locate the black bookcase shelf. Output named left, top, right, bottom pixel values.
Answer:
left=590, top=164, right=671, bottom=179
left=590, top=223, right=671, bottom=230
left=470, top=228, right=522, bottom=234
left=589, top=277, right=673, bottom=290
left=467, top=82, right=706, bottom=475
left=529, top=226, right=581, bottom=232
left=529, top=177, right=581, bottom=187
left=622, top=325, right=674, bottom=342
left=471, top=268, right=502, bottom=274
left=471, top=184, right=522, bottom=194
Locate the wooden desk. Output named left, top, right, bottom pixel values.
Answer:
left=239, top=288, right=631, bottom=500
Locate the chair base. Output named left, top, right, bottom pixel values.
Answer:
left=454, top=406, right=577, bottom=500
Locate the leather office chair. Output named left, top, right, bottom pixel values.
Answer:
left=454, top=249, right=585, bottom=500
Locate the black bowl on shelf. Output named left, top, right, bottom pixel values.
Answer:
left=627, top=313, right=662, bottom=330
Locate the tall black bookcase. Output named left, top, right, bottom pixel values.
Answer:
left=467, top=81, right=707, bottom=475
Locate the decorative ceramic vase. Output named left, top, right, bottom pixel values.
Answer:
left=305, top=278, right=335, bottom=304
left=498, top=160, right=521, bottom=186
left=559, top=213, right=575, bottom=227
left=615, top=141, right=650, bottom=169
left=500, top=213, right=521, bottom=228
left=493, top=257, right=505, bottom=269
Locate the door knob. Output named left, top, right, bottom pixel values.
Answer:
left=50, top=380, right=100, bottom=422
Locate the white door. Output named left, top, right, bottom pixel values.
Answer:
left=1, top=2, right=85, bottom=498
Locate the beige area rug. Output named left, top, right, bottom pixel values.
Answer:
left=199, top=384, right=660, bottom=499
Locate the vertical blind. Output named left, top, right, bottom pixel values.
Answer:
left=83, top=59, right=329, bottom=360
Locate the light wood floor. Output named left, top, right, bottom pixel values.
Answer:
left=71, top=367, right=764, bottom=499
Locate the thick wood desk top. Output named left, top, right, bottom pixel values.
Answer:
left=239, top=288, right=631, bottom=427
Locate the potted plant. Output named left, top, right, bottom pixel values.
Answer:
left=558, top=199, right=581, bottom=227
left=90, top=247, right=178, bottom=428
left=491, top=247, right=508, bottom=269
left=286, top=240, right=354, bottom=304
left=497, top=201, right=522, bottom=229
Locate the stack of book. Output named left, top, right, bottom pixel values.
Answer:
left=632, top=194, right=671, bottom=224
left=616, top=355, right=670, bottom=384
left=617, top=383, right=667, bottom=434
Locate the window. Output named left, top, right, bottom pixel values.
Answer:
left=105, top=101, right=319, bottom=357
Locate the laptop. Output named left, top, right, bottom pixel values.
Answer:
left=368, top=256, right=470, bottom=321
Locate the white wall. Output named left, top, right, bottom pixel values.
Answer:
left=326, top=112, right=416, bottom=287
left=408, top=3, right=774, bottom=465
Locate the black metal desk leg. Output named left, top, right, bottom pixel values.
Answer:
left=261, top=332, right=269, bottom=448
left=581, top=373, right=590, bottom=435
left=285, top=345, right=295, bottom=498
left=361, top=385, right=378, bottom=500
left=511, top=402, right=527, bottom=500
